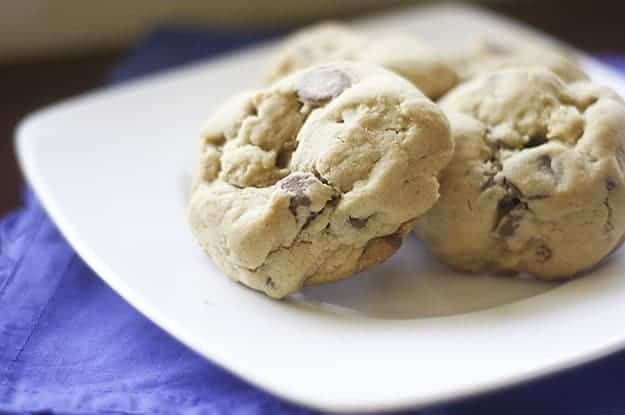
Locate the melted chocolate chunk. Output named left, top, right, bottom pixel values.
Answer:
left=535, top=245, right=552, bottom=262
left=349, top=216, right=368, bottom=229
left=276, top=148, right=292, bottom=169
left=497, top=195, right=522, bottom=219
left=494, top=191, right=528, bottom=237
left=296, top=67, right=351, bottom=105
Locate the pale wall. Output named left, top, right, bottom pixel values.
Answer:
left=0, top=0, right=413, bottom=62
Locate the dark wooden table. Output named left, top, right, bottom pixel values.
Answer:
left=0, top=52, right=123, bottom=214
left=1, top=0, right=624, bottom=216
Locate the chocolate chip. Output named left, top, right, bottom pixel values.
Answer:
left=276, top=148, right=292, bottom=169
left=526, top=135, right=548, bottom=148
left=287, top=194, right=311, bottom=215
left=535, top=245, right=552, bottom=262
left=496, top=195, right=521, bottom=222
left=265, top=277, right=276, bottom=290
left=296, top=67, right=351, bottom=105
left=606, top=178, right=617, bottom=191
left=494, top=191, right=527, bottom=237
left=535, top=154, right=557, bottom=180
left=349, top=216, right=368, bottom=229
left=280, top=173, right=313, bottom=215
left=280, top=173, right=309, bottom=193
left=538, top=154, right=551, bottom=170
left=497, top=216, right=519, bottom=237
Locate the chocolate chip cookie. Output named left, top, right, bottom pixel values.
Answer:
left=415, top=68, right=625, bottom=279
left=450, top=39, right=588, bottom=84
left=189, top=62, right=453, bottom=298
left=265, top=22, right=458, bottom=100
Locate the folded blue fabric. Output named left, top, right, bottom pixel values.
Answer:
left=0, top=189, right=312, bottom=415
left=1, top=30, right=625, bottom=415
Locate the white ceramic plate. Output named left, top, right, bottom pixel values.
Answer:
left=15, top=3, right=625, bottom=413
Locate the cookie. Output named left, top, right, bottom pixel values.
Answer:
left=189, top=62, right=453, bottom=298
left=415, top=68, right=625, bottom=279
left=450, top=39, right=588, bottom=84
left=264, top=22, right=458, bottom=100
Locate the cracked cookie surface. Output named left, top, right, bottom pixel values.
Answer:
left=415, top=68, right=625, bottom=279
left=264, top=23, right=458, bottom=100
left=190, top=62, right=453, bottom=298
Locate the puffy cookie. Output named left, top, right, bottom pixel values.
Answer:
left=189, top=62, right=453, bottom=298
left=449, top=39, right=588, bottom=84
left=415, top=68, right=625, bottom=279
left=264, top=22, right=458, bottom=100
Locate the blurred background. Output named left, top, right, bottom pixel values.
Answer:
left=1, top=0, right=623, bottom=215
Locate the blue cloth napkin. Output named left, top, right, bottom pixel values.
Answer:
left=2, top=29, right=625, bottom=415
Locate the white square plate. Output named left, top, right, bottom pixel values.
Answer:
left=15, top=3, right=625, bottom=413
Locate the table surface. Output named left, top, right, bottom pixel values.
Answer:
left=1, top=0, right=624, bottom=216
